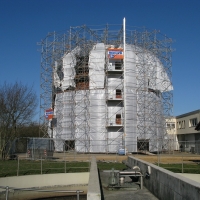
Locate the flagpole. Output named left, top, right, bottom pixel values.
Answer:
left=123, top=18, right=126, bottom=155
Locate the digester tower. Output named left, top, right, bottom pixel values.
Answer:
left=39, top=22, right=173, bottom=153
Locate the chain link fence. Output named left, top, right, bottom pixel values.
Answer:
left=1, top=137, right=200, bottom=159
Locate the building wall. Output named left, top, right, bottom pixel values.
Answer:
left=166, top=117, right=179, bottom=150
left=176, top=110, right=200, bottom=135
left=165, top=110, right=200, bottom=152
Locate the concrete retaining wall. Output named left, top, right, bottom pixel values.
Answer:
left=126, top=156, right=200, bottom=200
left=0, top=156, right=101, bottom=200
left=87, top=156, right=101, bottom=200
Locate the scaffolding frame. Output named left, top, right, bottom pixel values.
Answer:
left=39, top=23, right=173, bottom=153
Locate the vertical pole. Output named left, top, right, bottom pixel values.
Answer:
left=140, top=176, right=143, bottom=189
left=69, top=26, right=71, bottom=51
left=64, top=143, right=66, bottom=173
left=123, top=17, right=126, bottom=155
left=17, top=156, right=19, bottom=176
left=182, top=156, right=183, bottom=173
left=41, top=158, right=43, bottom=174
left=76, top=190, right=80, bottom=200
left=157, top=140, right=160, bottom=167
left=5, top=186, right=9, bottom=200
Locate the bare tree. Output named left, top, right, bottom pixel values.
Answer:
left=0, top=82, right=38, bottom=159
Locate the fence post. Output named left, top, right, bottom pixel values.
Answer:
left=41, top=158, right=43, bottom=174
left=17, top=156, right=19, bottom=176
left=64, top=147, right=66, bottom=173
left=182, top=156, right=183, bottom=173
left=157, top=148, right=160, bottom=167
left=5, top=186, right=9, bottom=200
left=115, top=150, right=117, bottom=162
left=76, top=190, right=80, bottom=200
left=74, top=150, right=76, bottom=161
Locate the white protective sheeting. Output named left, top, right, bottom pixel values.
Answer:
left=53, top=91, right=75, bottom=151
left=124, top=45, right=138, bottom=152
left=130, top=44, right=167, bottom=152
left=107, top=74, right=123, bottom=100
left=89, top=89, right=106, bottom=152
left=62, top=47, right=80, bottom=90
left=132, top=45, right=173, bottom=92
left=107, top=106, right=123, bottom=126
left=108, top=132, right=123, bottom=152
left=52, top=43, right=172, bottom=153
left=75, top=89, right=106, bottom=153
left=75, top=90, right=90, bottom=152
left=54, top=61, right=61, bottom=88
left=89, top=43, right=105, bottom=89
left=156, top=58, right=173, bottom=91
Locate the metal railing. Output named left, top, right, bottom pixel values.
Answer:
left=0, top=186, right=83, bottom=200
left=0, top=156, right=90, bottom=177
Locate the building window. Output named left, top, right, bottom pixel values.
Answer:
left=181, top=120, right=185, bottom=129
left=166, top=123, right=175, bottom=129
left=178, top=121, right=181, bottom=129
left=116, top=114, right=121, bottom=124
left=116, top=89, right=122, bottom=98
left=166, top=123, right=171, bottom=129
left=189, top=118, right=198, bottom=127
left=185, top=140, right=189, bottom=148
left=115, top=60, right=123, bottom=70
left=171, top=123, right=175, bottom=129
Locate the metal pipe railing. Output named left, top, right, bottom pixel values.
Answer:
left=0, top=186, right=83, bottom=200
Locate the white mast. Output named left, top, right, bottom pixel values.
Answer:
left=123, top=18, right=126, bottom=155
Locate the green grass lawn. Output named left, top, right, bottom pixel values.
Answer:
left=1, top=159, right=199, bottom=178
left=0, top=160, right=126, bottom=177
left=156, top=163, right=200, bottom=173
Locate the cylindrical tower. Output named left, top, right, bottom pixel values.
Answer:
left=39, top=23, right=173, bottom=153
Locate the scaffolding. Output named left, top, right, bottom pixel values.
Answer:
left=39, top=22, right=173, bottom=153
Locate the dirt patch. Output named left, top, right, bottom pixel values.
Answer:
left=132, top=152, right=200, bottom=164
left=19, top=151, right=200, bottom=164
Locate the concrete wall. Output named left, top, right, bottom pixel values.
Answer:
left=126, top=156, right=200, bottom=200
left=87, top=157, right=101, bottom=200
left=0, top=156, right=102, bottom=200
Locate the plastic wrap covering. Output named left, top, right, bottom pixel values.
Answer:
left=107, top=75, right=123, bottom=100
left=53, top=92, right=75, bottom=151
left=133, top=45, right=172, bottom=92
left=51, top=43, right=171, bottom=153
left=89, top=43, right=105, bottom=89
left=54, top=61, right=61, bottom=88
left=131, top=44, right=165, bottom=152
left=124, top=45, right=138, bottom=152
left=107, top=132, right=123, bottom=152
left=62, top=47, right=80, bottom=90
left=137, top=92, right=163, bottom=152
left=89, top=90, right=106, bottom=152
left=156, top=58, right=173, bottom=91
left=75, top=90, right=90, bottom=152
left=107, top=105, right=123, bottom=126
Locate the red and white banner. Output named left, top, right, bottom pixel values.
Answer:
left=45, top=108, right=54, bottom=120
left=108, top=48, right=124, bottom=59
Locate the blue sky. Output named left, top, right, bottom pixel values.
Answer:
left=0, top=0, right=200, bottom=119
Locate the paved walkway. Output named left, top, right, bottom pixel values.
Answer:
left=177, top=173, right=200, bottom=183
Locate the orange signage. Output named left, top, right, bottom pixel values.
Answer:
left=45, top=108, right=54, bottom=120
left=108, top=48, right=124, bottom=59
